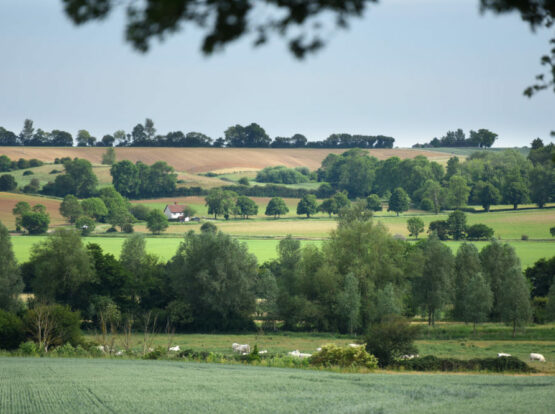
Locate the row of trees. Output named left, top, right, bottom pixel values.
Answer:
left=2, top=203, right=552, bottom=340
left=0, top=119, right=395, bottom=148
left=316, top=144, right=555, bottom=210
left=413, top=129, right=498, bottom=148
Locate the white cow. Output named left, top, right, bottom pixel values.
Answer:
left=530, top=353, right=546, bottom=362
left=400, top=354, right=419, bottom=360
left=348, top=343, right=363, bottom=348
left=232, top=343, right=251, bottom=354
left=497, top=353, right=511, bottom=358
left=258, top=350, right=268, bottom=354
left=169, top=346, right=181, bottom=352
left=288, top=350, right=312, bottom=359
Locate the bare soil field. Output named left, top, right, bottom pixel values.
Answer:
left=0, top=147, right=452, bottom=172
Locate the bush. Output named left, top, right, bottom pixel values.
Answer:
left=51, top=343, right=90, bottom=357
left=521, top=234, right=529, bottom=241
left=143, top=346, right=167, bottom=360
left=392, top=355, right=535, bottom=373
left=0, top=310, right=25, bottom=350
left=22, top=170, right=34, bottom=176
left=29, top=159, right=43, bottom=168
left=466, top=223, right=494, bottom=240
left=21, top=212, right=50, bottom=234
left=130, top=204, right=151, bottom=221
left=50, top=169, right=61, bottom=174
left=18, top=341, right=39, bottom=356
left=238, top=177, right=249, bottom=186
left=364, top=316, right=421, bottom=368
left=122, top=223, right=134, bottom=233
left=106, top=227, right=118, bottom=233
left=310, top=344, right=378, bottom=369
left=256, top=166, right=309, bottom=184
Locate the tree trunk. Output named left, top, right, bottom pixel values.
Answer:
left=513, top=320, right=516, bottom=338
left=513, top=204, right=517, bottom=210
left=473, top=321, right=476, bottom=335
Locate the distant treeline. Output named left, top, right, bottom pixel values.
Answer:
left=0, top=119, right=394, bottom=149
left=413, top=128, right=497, bottom=148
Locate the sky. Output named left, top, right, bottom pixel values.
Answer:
left=0, top=0, right=554, bottom=147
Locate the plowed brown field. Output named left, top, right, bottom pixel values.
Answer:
left=0, top=147, right=452, bottom=172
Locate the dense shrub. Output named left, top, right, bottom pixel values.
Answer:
left=392, top=355, right=535, bottom=373
left=75, top=216, right=95, bottom=236
left=364, top=316, right=421, bottom=367
left=310, top=344, right=378, bottom=369
left=256, top=166, right=310, bottom=184
left=130, top=204, right=151, bottom=221
left=419, top=198, right=435, bottom=212
left=466, top=223, right=494, bottom=240
left=22, top=170, right=34, bottom=176
left=0, top=310, right=25, bottom=350
left=521, top=234, right=529, bottom=241
left=18, top=341, right=39, bottom=356
left=0, top=174, right=17, bottom=191
left=106, top=227, right=118, bottom=233
left=122, top=223, right=134, bottom=233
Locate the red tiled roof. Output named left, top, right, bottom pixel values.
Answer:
left=166, top=204, right=185, bottom=213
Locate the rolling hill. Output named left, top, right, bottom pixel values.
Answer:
left=0, top=147, right=452, bottom=172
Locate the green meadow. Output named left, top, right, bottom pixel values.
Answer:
left=1, top=357, right=554, bottom=414
left=9, top=235, right=552, bottom=268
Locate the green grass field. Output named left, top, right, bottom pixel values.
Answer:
left=9, top=234, right=552, bottom=268
left=1, top=357, right=553, bottom=414
left=418, top=147, right=530, bottom=158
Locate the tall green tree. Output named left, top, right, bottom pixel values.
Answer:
left=146, top=209, right=169, bottom=234
left=29, top=229, right=95, bottom=310
left=447, top=210, right=467, bottom=240
left=474, top=181, right=501, bottom=212
left=480, top=240, right=522, bottom=319
left=529, top=165, right=554, bottom=208
left=447, top=175, right=470, bottom=209
left=336, top=273, right=360, bottom=335
left=407, top=217, right=425, bottom=239
left=21, top=211, right=50, bottom=235
left=366, top=194, right=382, bottom=211
left=234, top=196, right=258, bottom=219
left=503, top=179, right=530, bottom=210
left=461, top=272, right=493, bottom=334
left=421, top=179, right=444, bottom=214
left=388, top=188, right=410, bottom=216
left=265, top=197, right=289, bottom=218
left=498, top=271, right=532, bottom=337
left=169, top=230, right=257, bottom=330
left=205, top=188, right=237, bottom=219
left=453, top=243, right=487, bottom=323
left=296, top=194, right=318, bottom=218
left=60, top=195, right=83, bottom=223
left=81, top=197, right=108, bottom=221
left=0, top=221, right=23, bottom=312
left=413, top=236, right=455, bottom=326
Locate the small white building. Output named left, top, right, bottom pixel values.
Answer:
left=164, top=203, right=186, bottom=221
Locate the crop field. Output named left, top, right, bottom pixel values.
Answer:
left=418, top=147, right=530, bottom=158
left=0, top=192, right=64, bottom=229
left=1, top=357, right=554, bottom=414
left=0, top=147, right=451, bottom=173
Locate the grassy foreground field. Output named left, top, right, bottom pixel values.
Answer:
left=1, top=357, right=553, bottom=414
left=8, top=235, right=552, bottom=268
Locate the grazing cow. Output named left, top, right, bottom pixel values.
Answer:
left=348, top=344, right=363, bottom=348
left=497, top=353, right=511, bottom=358
left=115, top=350, right=124, bottom=356
left=232, top=343, right=250, bottom=354
left=288, top=350, right=312, bottom=359
left=400, top=354, right=419, bottom=360
left=259, top=350, right=268, bottom=354
left=169, top=346, right=181, bottom=352
left=316, top=347, right=322, bottom=352
left=530, top=353, right=546, bottom=362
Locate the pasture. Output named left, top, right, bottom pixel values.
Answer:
left=8, top=234, right=552, bottom=269
left=1, top=358, right=553, bottom=414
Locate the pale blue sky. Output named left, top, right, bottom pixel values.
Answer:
left=0, top=0, right=553, bottom=147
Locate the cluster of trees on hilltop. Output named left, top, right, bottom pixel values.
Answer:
left=413, top=129, right=498, bottom=148
left=2, top=204, right=553, bottom=348
left=316, top=143, right=555, bottom=210
left=0, top=119, right=395, bottom=149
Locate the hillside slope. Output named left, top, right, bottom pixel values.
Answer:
left=0, top=147, right=452, bottom=172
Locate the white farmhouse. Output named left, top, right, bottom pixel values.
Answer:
left=164, top=203, right=186, bottom=221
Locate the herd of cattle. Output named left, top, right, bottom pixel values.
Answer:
left=96, top=343, right=547, bottom=363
